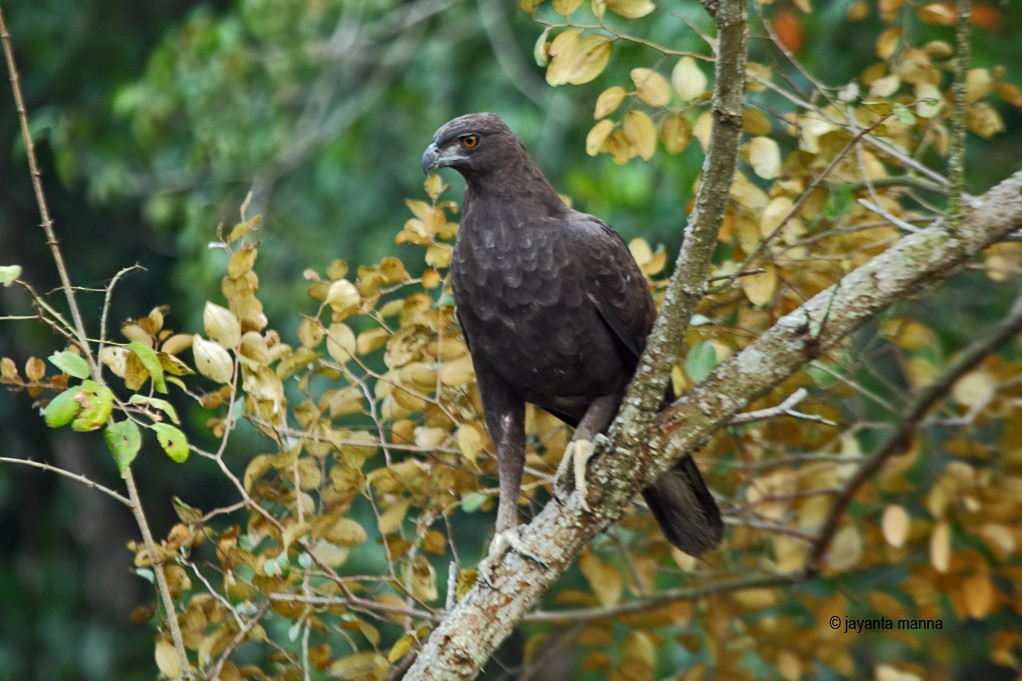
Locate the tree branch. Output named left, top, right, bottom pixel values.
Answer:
left=400, top=163, right=1022, bottom=679
left=404, top=1, right=749, bottom=677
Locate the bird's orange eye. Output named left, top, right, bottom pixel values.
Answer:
left=461, top=134, right=480, bottom=149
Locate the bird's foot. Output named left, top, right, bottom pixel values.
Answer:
left=479, top=526, right=548, bottom=587
left=553, top=434, right=609, bottom=511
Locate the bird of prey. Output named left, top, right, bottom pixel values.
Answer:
left=421, top=113, right=723, bottom=559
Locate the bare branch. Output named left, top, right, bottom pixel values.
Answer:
left=805, top=290, right=1022, bottom=572
left=0, top=456, right=131, bottom=506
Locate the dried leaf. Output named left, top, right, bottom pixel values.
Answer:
left=546, top=31, right=613, bottom=86
left=660, top=114, right=691, bottom=154
left=192, top=335, right=234, bottom=384
left=605, top=0, right=655, bottom=19
left=671, top=56, right=707, bottom=102
left=740, top=264, right=777, bottom=306
left=203, top=302, right=241, bottom=349
left=631, top=68, right=670, bottom=107
left=586, top=119, right=616, bottom=156
left=552, top=0, right=582, bottom=16
left=747, top=136, right=781, bottom=180
left=930, top=519, right=951, bottom=572
left=580, top=551, right=622, bottom=607
left=962, top=572, right=994, bottom=619
left=623, top=110, right=657, bottom=160
left=595, top=86, right=627, bottom=119
left=882, top=505, right=910, bottom=548
left=326, top=323, right=356, bottom=365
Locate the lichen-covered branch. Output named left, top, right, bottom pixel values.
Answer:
left=603, top=0, right=747, bottom=519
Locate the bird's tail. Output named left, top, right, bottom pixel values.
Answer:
left=642, top=456, right=724, bottom=556
left=641, top=385, right=724, bottom=556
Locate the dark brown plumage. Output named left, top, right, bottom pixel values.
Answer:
left=422, top=113, right=723, bottom=556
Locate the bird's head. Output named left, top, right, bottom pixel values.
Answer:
left=421, top=113, right=520, bottom=178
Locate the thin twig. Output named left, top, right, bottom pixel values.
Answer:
left=1, top=10, right=193, bottom=677
left=0, top=456, right=130, bottom=506
left=805, top=291, right=1022, bottom=572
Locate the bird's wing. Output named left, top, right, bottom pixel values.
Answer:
left=566, top=214, right=657, bottom=363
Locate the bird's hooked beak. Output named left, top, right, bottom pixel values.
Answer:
left=421, top=143, right=440, bottom=176
left=421, top=141, right=467, bottom=176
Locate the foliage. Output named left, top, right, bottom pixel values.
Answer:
left=3, top=0, right=1022, bottom=680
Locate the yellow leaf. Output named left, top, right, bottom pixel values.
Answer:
left=977, top=524, right=1015, bottom=559
left=930, top=519, right=951, bottom=573
left=326, top=322, right=356, bottom=364
left=778, top=651, right=802, bottom=681
left=740, top=263, right=776, bottom=306
left=546, top=31, right=613, bottom=86
left=552, top=0, right=582, bottom=15
left=456, top=424, right=485, bottom=466
left=962, top=572, right=995, bottom=619
left=154, top=639, right=182, bottom=680
left=605, top=0, right=655, bottom=19
left=742, top=107, right=773, bottom=136
left=203, top=302, right=241, bottom=349
left=671, top=56, right=707, bottom=102
left=951, top=370, right=994, bottom=407
left=622, top=631, right=656, bottom=670
left=623, top=110, right=657, bottom=160
left=628, top=238, right=653, bottom=266
left=915, top=82, right=944, bottom=118
left=325, top=279, right=362, bottom=317
left=827, top=525, right=862, bottom=571
left=660, top=114, right=691, bottom=154
left=916, top=2, right=955, bottom=26
left=579, top=551, right=622, bottom=607
left=875, top=27, right=902, bottom=60
left=761, top=196, right=794, bottom=237
left=439, top=353, right=475, bottom=386
left=876, top=665, right=922, bottom=681
left=747, top=136, right=781, bottom=180
left=191, top=335, right=233, bottom=384
left=326, top=518, right=368, bottom=546
left=792, top=0, right=811, bottom=11
left=966, top=102, right=1005, bottom=139
left=869, top=74, right=901, bottom=98
left=586, top=119, right=616, bottom=156
left=879, top=319, right=933, bottom=350
left=423, top=173, right=445, bottom=200
left=595, top=86, right=627, bottom=119
left=630, top=68, right=670, bottom=107
left=882, top=505, right=910, bottom=548
left=329, top=652, right=388, bottom=680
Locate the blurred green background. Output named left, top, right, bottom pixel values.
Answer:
left=1, top=0, right=1019, bottom=678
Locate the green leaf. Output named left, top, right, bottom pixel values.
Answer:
left=48, top=350, right=91, bottom=380
left=685, top=342, right=718, bottom=383
left=127, top=341, right=167, bottom=394
left=824, top=184, right=855, bottom=220
left=72, top=379, right=114, bottom=431
left=0, top=265, right=23, bottom=287
left=461, top=492, right=488, bottom=513
left=43, top=386, right=82, bottom=428
left=105, top=420, right=142, bottom=474
left=127, top=394, right=180, bottom=424
left=153, top=423, right=189, bottom=463
left=892, top=102, right=917, bottom=126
